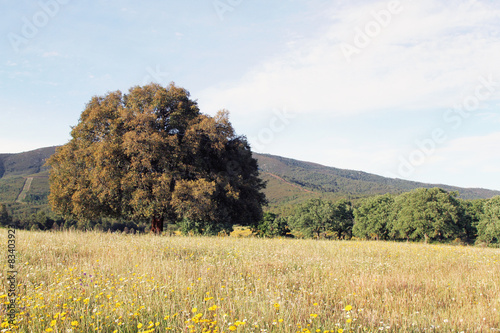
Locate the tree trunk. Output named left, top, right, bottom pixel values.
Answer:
left=151, top=216, right=164, bottom=234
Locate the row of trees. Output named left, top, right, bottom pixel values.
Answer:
left=260, top=188, right=499, bottom=244
left=2, top=188, right=499, bottom=244
left=254, top=199, right=354, bottom=239
left=352, top=188, right=500, bottom=243
left=0, top=205, right=146, bottom=232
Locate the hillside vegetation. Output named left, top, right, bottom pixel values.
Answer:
left=2, top=147, right=499, bottom=211
left=254, top=153, right=500, bottom=209
left=0, top=147, right=56, bottom=217
left=1, top=147, right=500, bottom=229
left=0, top=146, right=55, bottom=178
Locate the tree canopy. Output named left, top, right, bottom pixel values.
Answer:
left=389, top=188, right=465, bottom=242
left=476, top=196, right=500, bottom=244
left=48, top=83, right=266, bottom=234
left=288, top=198, right=353, bottom=239
left=353, top=194, right=394, bottom=240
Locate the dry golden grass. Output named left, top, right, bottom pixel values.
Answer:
left=1, top=230, right=499, bottom=332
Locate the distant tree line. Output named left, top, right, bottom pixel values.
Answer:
left=2, top=187, right=499, bottom=245
left=254, top=188, right=500, bottom=245
left=352, top=188, right=500, bottom=244
left=253, top=199, right=354, bottom=239
left=0, top=204, right=148, bottom=233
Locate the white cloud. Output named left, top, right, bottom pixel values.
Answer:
left=477, top=112, right=500, bottom=123
left=437, top=132, right=500, bottom=168
left=198, top=0, right=500, bottom=117
left=412, top=132, right=500, bottom=189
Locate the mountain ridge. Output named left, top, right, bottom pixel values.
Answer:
left=253, top=153, right=500, bottom=207
left=1, top=147, right=499, bottom=210
left=0, top=146, right=56, bottom=178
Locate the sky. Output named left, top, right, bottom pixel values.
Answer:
left=1, top=0, right=500, bottom=191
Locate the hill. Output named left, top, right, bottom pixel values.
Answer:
left=0, top=147, right=56, bottom=213
left=0, top=146, right=56, bottom=178
left=253, top=153, right=500, bottom=209
left=1, top=147, right=499, bottom=212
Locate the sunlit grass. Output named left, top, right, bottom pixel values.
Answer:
left=1, top=230, right=499, bottom=332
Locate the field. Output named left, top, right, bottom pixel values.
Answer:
left=1, top=230, right=499, bottom=332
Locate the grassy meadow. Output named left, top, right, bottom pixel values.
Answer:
left=1, top=230, right=499, bottom=332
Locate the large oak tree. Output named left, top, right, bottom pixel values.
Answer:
left=48, top=83, right=266, bottom=234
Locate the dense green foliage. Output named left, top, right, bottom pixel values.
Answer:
left=353, top=194, right=394, bottom=240
left=2, top=135, right=500, bottom=242
left=476, top=196, right=500, bottom=244
left=261, top=189, right=500, bottom=245
left=254, top=212, right=289, bottom=237
left=2, top=185, right=500, bottom=245
left=389, top=188, right=465, bottom=241
left=351, top=189, right=500, bottom=244
left=288, top=198, right=354, bottom=239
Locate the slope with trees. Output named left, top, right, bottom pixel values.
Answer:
left=254, top=153, right=500, bottom=206
left=2, top=148, right=500, bottom=213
